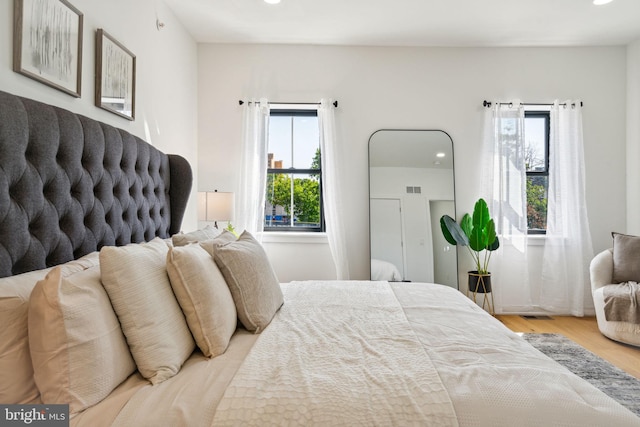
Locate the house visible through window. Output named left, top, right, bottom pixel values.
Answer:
left=524, top=110, right=550, bottom=234
left=264, top=106, right=324, bottom=232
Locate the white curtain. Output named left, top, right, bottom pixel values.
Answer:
left=540, top=100, right=594, bottom=316
left=481, top=101, right=530, bottom=313
left=236, top=99, right=270, bottom=236
left=318, top=99, right=350, bottom=279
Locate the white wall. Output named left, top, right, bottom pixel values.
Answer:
left=198, top=44, right=627, bottom=300
left=0, top=0, right=199, bottom=231
left=627, top=40, right=640, bottom=234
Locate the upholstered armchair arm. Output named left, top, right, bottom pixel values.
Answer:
left=590, top=249, right=614, bottom=292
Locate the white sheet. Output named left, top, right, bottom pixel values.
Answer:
left=71, top=330, right=259, bottom=427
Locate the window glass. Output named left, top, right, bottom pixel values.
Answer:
left=264, top=110, right=323, bottom=232
left=524, top=111, right=550, bottom=233
left=525, top=116, right=547, bottom=172
left=268, top=116, right=293, bottom=168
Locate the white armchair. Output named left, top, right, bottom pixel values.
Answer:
left=590, top=249, right=640, bottom=346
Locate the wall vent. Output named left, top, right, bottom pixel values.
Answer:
left=406, top=186, right=422, bottom=194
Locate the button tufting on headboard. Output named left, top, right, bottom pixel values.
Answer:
left=0, top=90, right=192, bottom=277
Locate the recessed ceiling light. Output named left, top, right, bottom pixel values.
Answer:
left=593, top=0, right=613, bottom=5
left=264, top=0, right=281, bottom=4
left=436, top=152, right=446, bottom=158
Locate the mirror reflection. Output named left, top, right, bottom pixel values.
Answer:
left=369, top=130, right=458, bottom=288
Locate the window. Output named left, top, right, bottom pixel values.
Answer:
left=264, top=107, right=324, bottom=232
left=524, top=110, right=550, bottom=234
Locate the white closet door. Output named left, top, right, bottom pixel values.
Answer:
left=370, top=198, right=404, bottom=279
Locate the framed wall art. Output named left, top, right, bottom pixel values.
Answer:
left=95, top=29, right=136, bottom=120
left=13, top=0, right=84, bottom=97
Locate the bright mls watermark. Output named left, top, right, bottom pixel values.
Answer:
left=0, top=405, right=68, bottom=426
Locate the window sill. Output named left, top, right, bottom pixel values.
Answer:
left=260, top=232, right=328, bottom=244
left=527, top=235, right=546, bottom=246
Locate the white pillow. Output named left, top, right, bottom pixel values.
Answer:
left=0, top=252, right=99, bottom=404
left=172, top=225, right=222, bottom=247
left=100, top=238, right=195, bottom=384
left=198, top=230, right=238, bottom=257
left=29, top=265, right=136, bottom=414
left=212, top=231, right=284, bottom=333
left=166, top=244, right=237, bottom=357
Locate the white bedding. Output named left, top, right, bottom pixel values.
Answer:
left=213, top=281, right=458, bottom=426
left=392, top=283, right=640, bottom=426
left=72, top=281, right=640, bottom=426
left=370, top=258, right=403, bottom=281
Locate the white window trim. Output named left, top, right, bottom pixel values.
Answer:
left=527, top=234, right=546, bottom=246
left=270, top=103, right=318, bottom=111
left=260, top=231, right=328, bottom=244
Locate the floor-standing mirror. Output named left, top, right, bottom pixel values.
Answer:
left=369, top=130, right=458, bottom=288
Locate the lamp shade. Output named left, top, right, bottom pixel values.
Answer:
left=197, top=192, right=208, bottom=221
left=206, top=191, right=234, bottom=222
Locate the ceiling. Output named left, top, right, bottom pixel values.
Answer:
left=164, top=0, right=640, bottom=47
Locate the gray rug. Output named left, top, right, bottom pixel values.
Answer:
left=523, top=333, right=640, bottom=417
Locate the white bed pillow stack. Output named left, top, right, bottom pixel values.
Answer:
left=3, top=225, right=284, bottom=417
left=100, top=238, right=195, bottom=385
left=28, top=265, right=136, bottom=414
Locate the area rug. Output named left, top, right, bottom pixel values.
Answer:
left=522, top=333, right=640, bottom=417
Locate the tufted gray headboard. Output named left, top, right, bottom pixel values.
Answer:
left=0, top=90, right=192, bottom=278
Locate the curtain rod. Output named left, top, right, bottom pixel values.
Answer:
left=483, top=100, right=583, bottom=108
left=239, top=100, right=338, bottom=108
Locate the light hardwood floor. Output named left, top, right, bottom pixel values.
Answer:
left=496, top=315, right=640, bottom=379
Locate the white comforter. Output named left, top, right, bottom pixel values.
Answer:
left=392, top=283, right=640, bottom=426
left=213, top=281, right=458, bottom=426
left=73, top=281, right=640, bottom=426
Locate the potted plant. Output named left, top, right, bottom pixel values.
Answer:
left=440, top=198, right=499, bottom=293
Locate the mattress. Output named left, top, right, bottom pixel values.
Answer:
left=72, top=281, right=640, bottom=426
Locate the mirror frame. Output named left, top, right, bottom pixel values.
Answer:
left=368, top=129, right=458, bottom=288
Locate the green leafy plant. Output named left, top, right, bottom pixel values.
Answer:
left=440, top=198, right=500, bottom=275
left=225, top=222, right=238, bottom=237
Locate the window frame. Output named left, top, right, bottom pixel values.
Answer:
left=524, top=110, right=550, bottom=235
left=264, top=108, right=325, bottom=233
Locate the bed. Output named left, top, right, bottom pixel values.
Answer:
left=1, top=90, right=638, bottom=426
left=370, top=258, right=403, bottom=281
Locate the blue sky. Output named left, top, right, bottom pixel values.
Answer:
left=268, top=116, right=319, bottom=169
